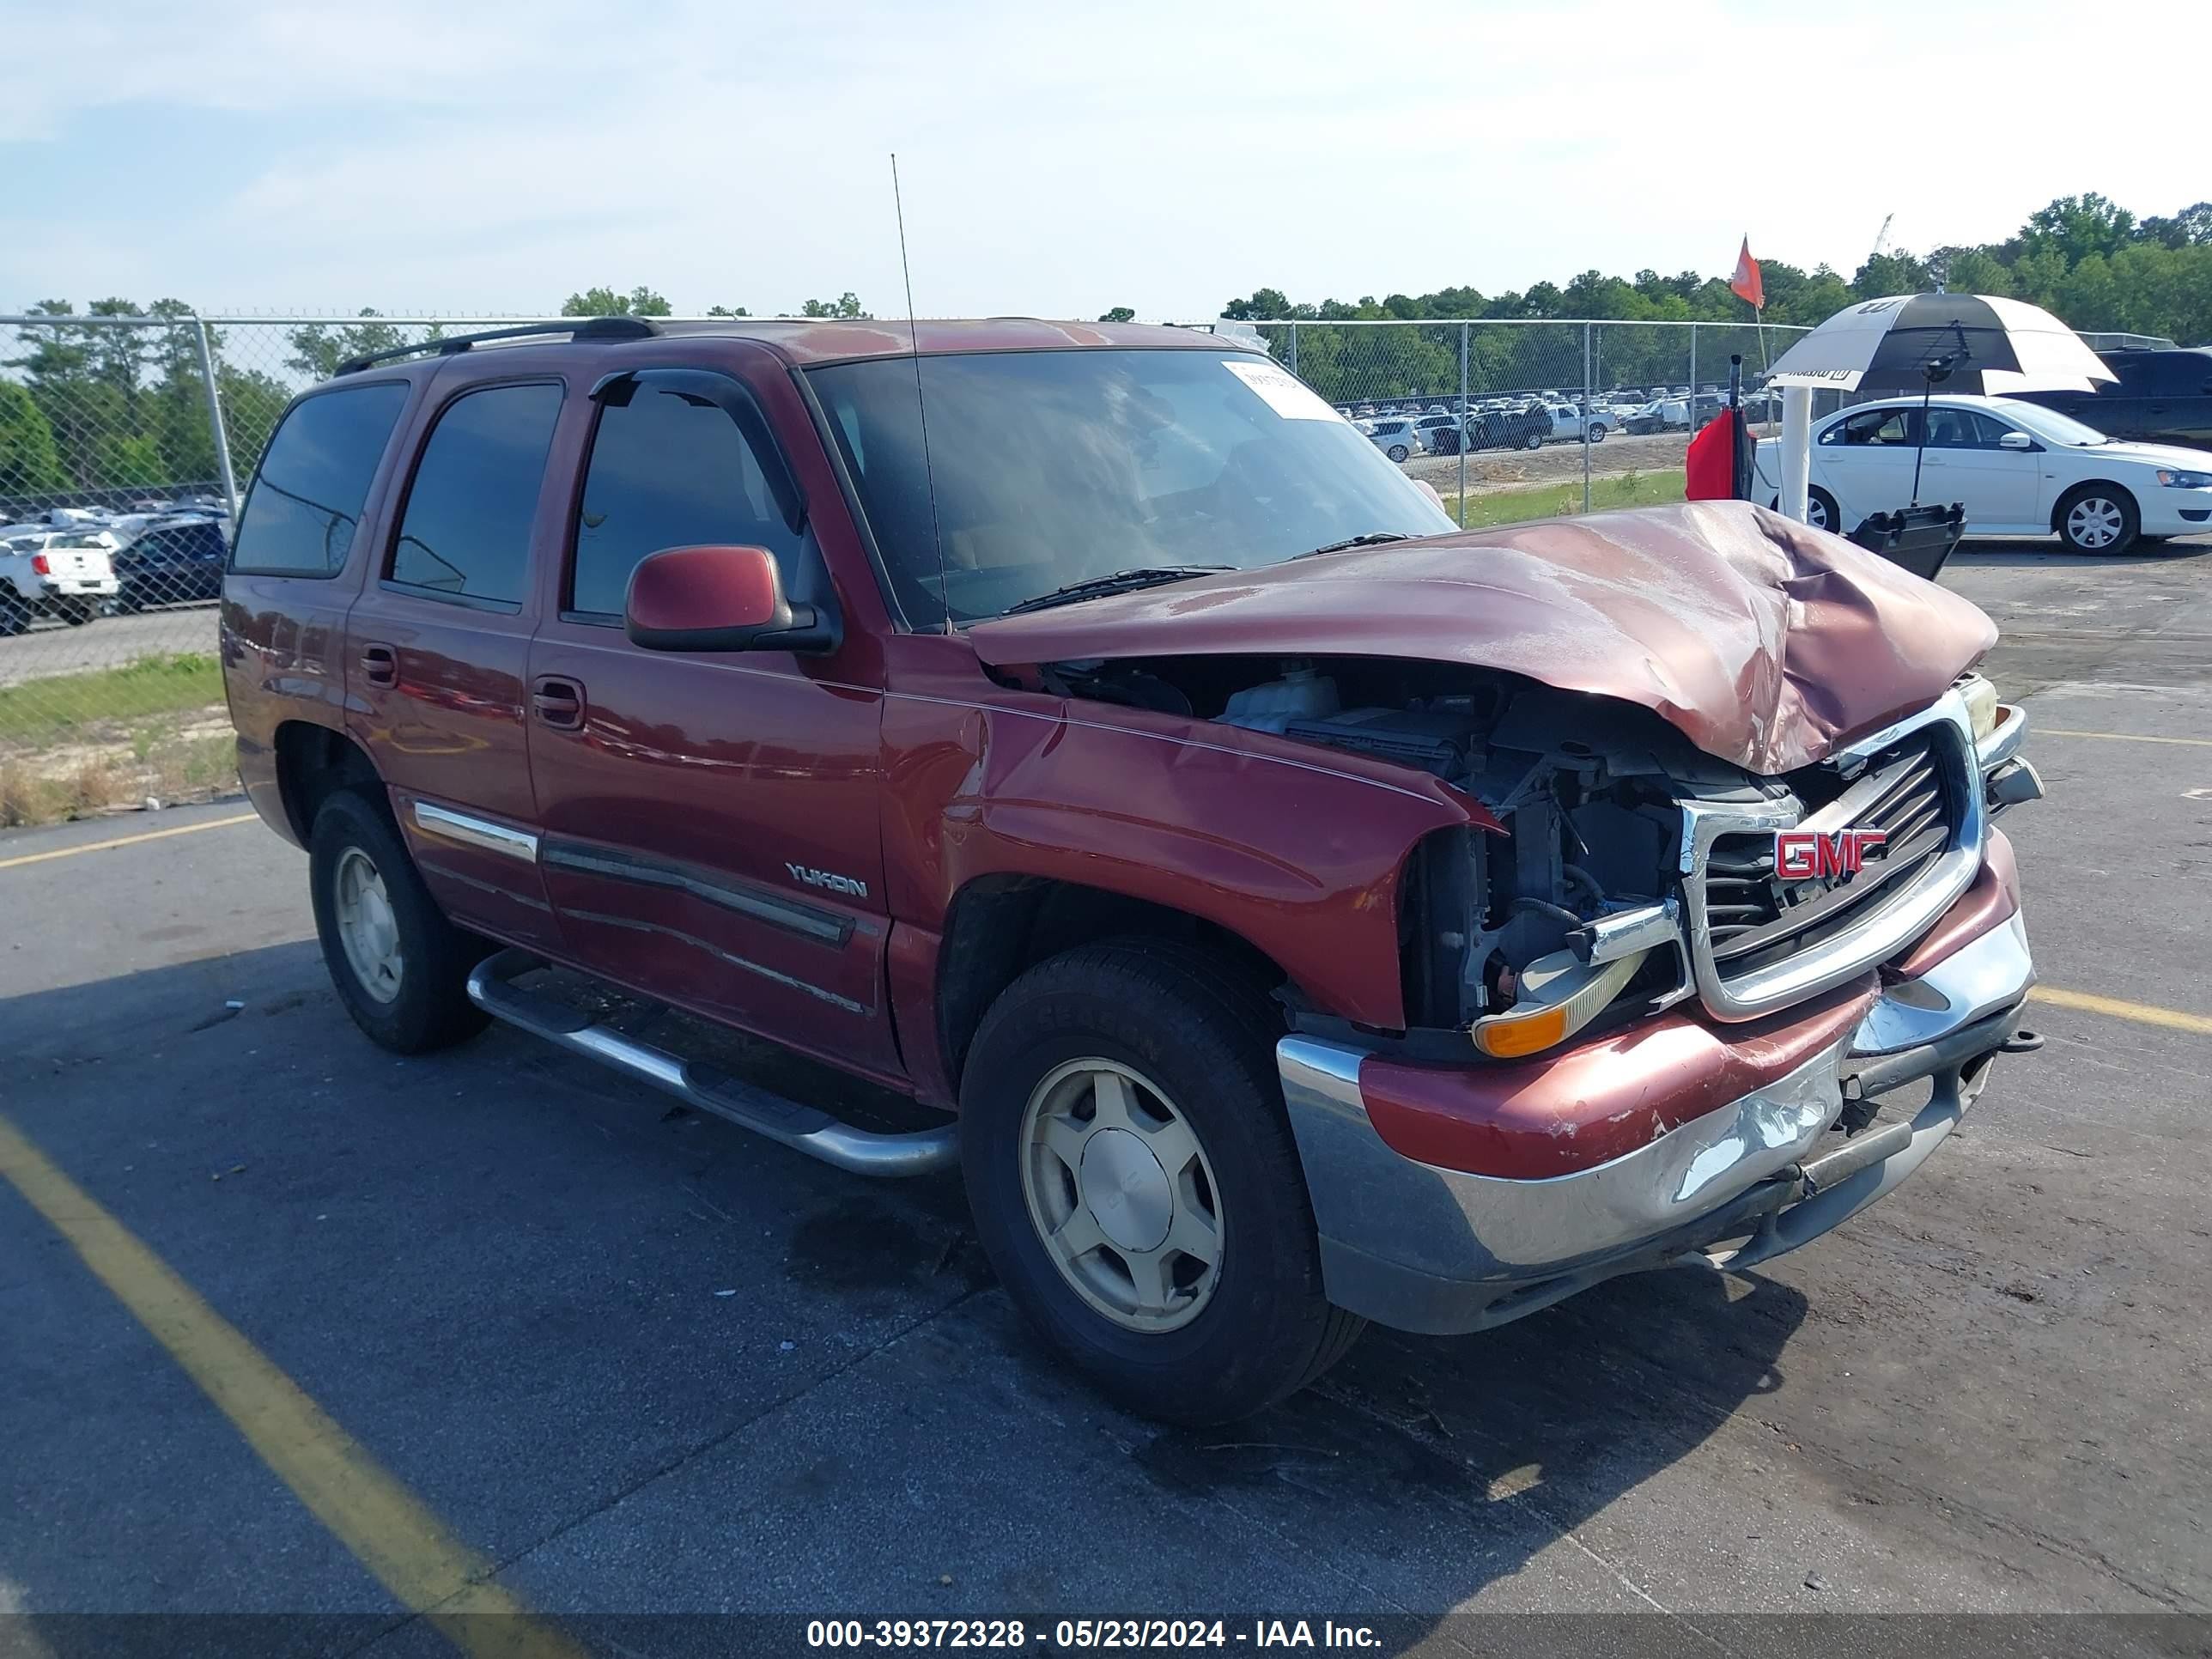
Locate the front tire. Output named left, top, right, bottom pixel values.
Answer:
left=309, top=787, right=489, bottom=1054
left=2056, top=485, right=2140, bottom=555
left=1386, top=444, right=1409, bottom=463
left=960, top=940, right=1363, bottom=1425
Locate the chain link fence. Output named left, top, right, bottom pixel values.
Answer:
left=2, top=311, right=1813, bottom=825
left=1190, top=317, right=1814, bottom=531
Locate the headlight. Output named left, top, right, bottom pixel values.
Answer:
left=1958, top=672, right=2001, bottom=744
left=2155, top=468, right=2212, bottom=489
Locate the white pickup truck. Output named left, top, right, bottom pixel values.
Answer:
left=1536, top=402, right=1613, bottom=443
left=1, top=530, right=121, bottom=635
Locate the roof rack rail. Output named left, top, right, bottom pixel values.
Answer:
left=334, top=316, right=662, bottom=376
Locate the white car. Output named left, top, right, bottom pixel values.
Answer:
left=1357, top=416, right=1421, bottom=463
left=1, top=530, right=122, bottom=634
left=1753, top=395, right=2212, bottom=554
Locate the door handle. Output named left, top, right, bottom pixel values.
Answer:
left=360, top=643, right=398, bottom=689
left=531, top=675, right=586, bottom=731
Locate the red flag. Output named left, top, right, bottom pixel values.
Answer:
left=1684, top=407, right=1739, bottom=500
left=1729, top=237, right=1764, bottom=309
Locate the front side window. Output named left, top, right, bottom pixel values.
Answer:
left=569, top=379, right=805, bottom=618
left=1923, top=407, right=1981, bottom=449
left=230, top=382, right=409, bottom=575
left=1833, top=408, right=1917, bottom=447
left=810, top=349, right=1453, bottom=627
left=388, top=383, right=562, bottom=605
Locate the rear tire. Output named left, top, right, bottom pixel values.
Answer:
left=60, top=602, right=94, bottom=626
left=309, top=787, right=489, bottom=1054
left=1522, top=429, right=1544, bottom=450
left=960, top=939, right=1363, bottom=1425
left=2055, top=484, right=2138, bottom=555
left=1386, top=444, right=1409, bottom=463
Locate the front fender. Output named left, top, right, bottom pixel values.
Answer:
left=882, top=690, right=1486, bottom=1031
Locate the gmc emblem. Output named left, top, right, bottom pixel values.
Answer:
left=1775, top=828, right=1887, bottom=880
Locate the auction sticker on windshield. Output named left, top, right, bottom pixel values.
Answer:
left=1223, top=359, right=1342, bottom=421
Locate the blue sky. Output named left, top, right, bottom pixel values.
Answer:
left=6, top=0, right=2208, bottom=319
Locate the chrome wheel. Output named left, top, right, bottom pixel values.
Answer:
left=2066, top=495, right=2124, bottom=550
left=333, top=846, right=404, bottom=1004
left=1018, top=1058, right=1223, bottom=1334
left=1806, top=492, right=1832, bottom=532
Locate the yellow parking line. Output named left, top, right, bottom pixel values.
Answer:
left=0, top=812, right=256, bottom=871
left=2038, top=728, right=2212, bottom=748
left=2030, top=986, right=2212, bottom=1036
left=0, top=1113, right=586, bottom=1659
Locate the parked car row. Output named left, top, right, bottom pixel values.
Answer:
left=1355, top=399, right=1624, bottom=459
left=0, top=498, right=231, bottom=634
left=1338, top=383, right=1738, bottom=424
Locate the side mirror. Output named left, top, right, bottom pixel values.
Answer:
left=623, top=544, right=837, bottom=654
left=1996, top=430, right=2034, bottom=451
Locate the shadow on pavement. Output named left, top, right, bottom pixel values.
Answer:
left=1, top=941, right=1805, bottom=1640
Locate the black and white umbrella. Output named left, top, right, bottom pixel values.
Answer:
left=1765, top=293, right=2115, bottom=398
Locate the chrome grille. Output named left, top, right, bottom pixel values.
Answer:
left=1705, top=734, right=1954, bottom=975
left=1680, top=695, right=1985, bottom=1022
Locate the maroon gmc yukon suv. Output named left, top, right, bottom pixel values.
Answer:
left=222, top=317, right=2045, bottom=1424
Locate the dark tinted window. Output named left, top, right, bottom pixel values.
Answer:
left=569, top=380, right=803, bottom=617
left=2104, top=351, right=2212, bottom=395
left=137, top=522, right=226, bottom=559
left=389, top=383, right=562, bottom=605
left=230, top=383, right=408, bottom=574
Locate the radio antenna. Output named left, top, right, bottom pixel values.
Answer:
left=890, top=153, right=951, bottom=634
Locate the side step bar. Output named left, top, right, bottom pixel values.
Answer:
left=465, top=950, right=959, bottom=1178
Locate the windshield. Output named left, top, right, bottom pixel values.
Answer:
left=1994, top=398, right=2111, bottom=449
left=808, top=348, right=1455, bottom=626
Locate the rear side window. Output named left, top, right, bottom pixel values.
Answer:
left=229, top=383, right=409, bottom=575
left=388, top=383, right=563, bottom=607
left=568, top=380, right=805, bottom=618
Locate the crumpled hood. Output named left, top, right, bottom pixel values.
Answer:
left=968, top=501, right=1996, bottom=775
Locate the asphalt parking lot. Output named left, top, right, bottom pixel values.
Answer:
left=3, top=537, right=2209, bottom=1656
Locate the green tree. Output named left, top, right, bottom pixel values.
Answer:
left=285, top=309, right=415, bottom=379
left=562, top=286, right=672, bottom=317
left=0, top=381, right=69, bottom=499
left=2141, top=203, right=2212, bottom=249
left=1097, top=307, right=1136, bottom=323
left=707, top=304, right=752, bottom=318
left=2021, top=193, right=2137, bottom=266
left=798, top=292, right=866, bottom=319
left=93, top=431, right=166, bottom=487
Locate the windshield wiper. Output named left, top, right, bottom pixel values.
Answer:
left=1000, top=566, right=1232, bottom=617
left=1294, top=531, right=1413, bottom=559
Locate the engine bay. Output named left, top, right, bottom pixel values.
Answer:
left=1036, top=653, right=1788, bottom=1038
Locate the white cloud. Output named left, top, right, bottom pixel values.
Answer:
left=6, top=0, right=2209, bottom=318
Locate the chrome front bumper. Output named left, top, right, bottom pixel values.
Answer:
left=1279, top=908, right=2035, bottom=1336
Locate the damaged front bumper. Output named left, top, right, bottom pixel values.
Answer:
left=1279, top=893, right=2037, bottom=1336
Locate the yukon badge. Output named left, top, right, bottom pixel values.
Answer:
left=787, top=862, right=868, bottom=899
